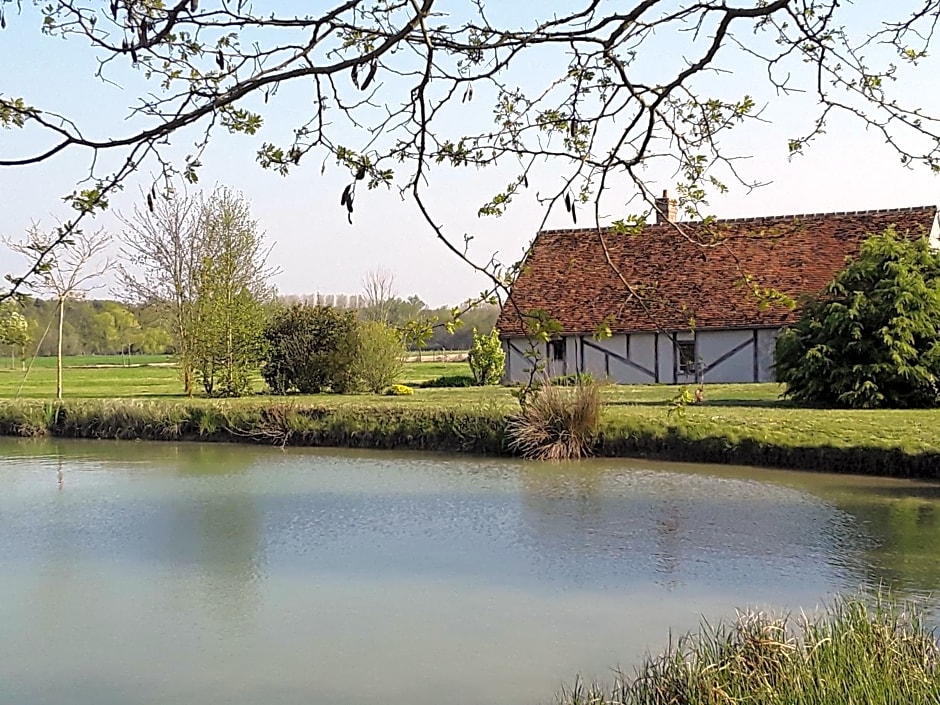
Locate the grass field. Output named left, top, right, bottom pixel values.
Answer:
left=13, top=354, right=174, bottom=369
left=0, top=355, right=937, bottom=471
left=0, top=356, right=469, bottom=398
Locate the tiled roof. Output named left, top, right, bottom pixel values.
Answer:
left=496, top=206, right=938, bottom=336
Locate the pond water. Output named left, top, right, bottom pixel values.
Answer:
left=2, top=439, right=940, bottom=705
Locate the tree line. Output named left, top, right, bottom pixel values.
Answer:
left=3, top=186, right=497, bottom=397
left=4, top=293, right=497, bottom=360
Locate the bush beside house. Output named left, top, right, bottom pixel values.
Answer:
left=775, top=227, right=940, bottom=408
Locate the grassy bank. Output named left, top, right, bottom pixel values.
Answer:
left=0, top=357, right=937, bottom=475
left=0, top=398, right=508, bottom=454
left=0, top=388, right=937, bottom=476
left=557, top=595, right=940, bottom=705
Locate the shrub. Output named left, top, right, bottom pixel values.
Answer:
left=261, top=304, right=360, bottom=394
left=775, top=227, right=940, bottom=408
left=551, top=372, right=595, bottom=386
left=356, top=320, right=405, bottom=393
left=420, top=374, right=476, bottom=388
left=468, top=327, right=505, bottom=385
left=506, top=378, right=602, bottom=460
left=385, top=383, right=414, bottom=396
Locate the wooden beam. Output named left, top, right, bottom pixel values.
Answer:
left=702, top=336, right=754, bottom=375
left=582, top=338, right=655, bottom=379
left=654, top=334, right=659, bottom=383
left=752, top=329, right=759, bottom=382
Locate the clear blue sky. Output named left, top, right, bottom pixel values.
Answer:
left=1, top=1, right=938, bottom=306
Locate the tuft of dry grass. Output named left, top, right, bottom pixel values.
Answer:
left=506, top=379, right=603, bottom=460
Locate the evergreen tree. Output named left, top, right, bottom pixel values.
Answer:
left=775, top=227, right=940, bottom=408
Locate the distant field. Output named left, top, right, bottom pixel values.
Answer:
left=18, top=354, right=173, bottom=368
left=0, top=356, right=471, bottom=398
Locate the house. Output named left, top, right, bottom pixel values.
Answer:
left=496, top=195, right=939, bottom=385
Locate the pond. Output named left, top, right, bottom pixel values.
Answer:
left=2, top=439, right=940, bottom=705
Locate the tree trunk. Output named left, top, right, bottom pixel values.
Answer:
left=177, top=311, right=194, bottom=396
left=56, top=297, right=65, bottom=400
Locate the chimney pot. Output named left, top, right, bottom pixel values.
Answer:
left=654, top=190, right=677, bottom=225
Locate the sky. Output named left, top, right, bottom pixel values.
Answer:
left=2, top=1, right=939, bottom=307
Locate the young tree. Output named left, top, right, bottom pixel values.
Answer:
left=468, top=328, right=506, bottom=386
left=4, top=1, right=940, bottom=315
left=0, top=301, right=29, bottom=369
left=775, top=227, right=940, bottom=409
left=356, top=321, right=404, bottom=393
left=191, top=188, right=275, bottom=397
left=5, top=226, right=112, bottom=398
left=118, top=191, right=204, bottom=393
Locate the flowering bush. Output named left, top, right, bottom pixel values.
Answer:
left=385, top=384, right=414, bottom=396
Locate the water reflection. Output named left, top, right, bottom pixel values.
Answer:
left=805, top=483, right=940, bottom=595
left=1, top=440, right=940, bottom=705
left=0, top=439, right=267, bottom=633
left=164, top=481, right=265, bottom=634
left=630, top=461, right=940, bottom=597
left=515, top=462, right=865, bottom=595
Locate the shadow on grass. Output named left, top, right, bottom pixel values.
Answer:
left=606, top=398, right=798, bottom=409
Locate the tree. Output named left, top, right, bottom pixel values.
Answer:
left=426, top=303, right=499, bottom=350
left=5, top=226, right=112, bottom=398
left=361, top=269, right=397, bottom=325
left=4, top=1, right=940, bottom=318
left=774, top=227, right=940, bottom=409
left=468, top=328, right=505, bottom=386
left=262, top=304, right=361, bottom=394
left=0, top=301, right=29, bottom=369
left=191, top=188, right=275, bottom=397
left=118, top=190, right=204, bottom=393
left=81, top=301, right=140, bottom=359
left=400, top=317, right=435, bottom=358
left=356, top=321, right=404, bottom=393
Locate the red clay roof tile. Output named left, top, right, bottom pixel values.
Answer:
left=496, top=206, right=938, bottom=336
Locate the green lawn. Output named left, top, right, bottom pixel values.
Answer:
left=0, top=358, right=937, bottom=458
left=0, top=357, right=471, bottom=399
left=603, top=385, right=940, bottom=455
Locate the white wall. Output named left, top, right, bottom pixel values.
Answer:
left=581, top=337, right=609, bottom=378
left=502, top=339, right=532, bottom=383
left=501, top=327, right=780, bottom=384
left=656, top=333, right=672, bottom=384
left=756, top=329, right=778, bottom=382
left=698, top=329, right=753, bottom=384
left=582, top=334, right=656, bottom=384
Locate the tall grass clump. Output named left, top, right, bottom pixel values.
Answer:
left=556, top=594, right=940, bottom=705
left=506, top=378, right=602, bottom=460
left=0, top=400, right=52, bottom=436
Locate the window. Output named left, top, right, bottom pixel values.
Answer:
left=549, top=339, right=566, bottom=362
left=677, top=340, right=696, bottom=375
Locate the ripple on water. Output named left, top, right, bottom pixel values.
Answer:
left=0, top=442, right=937, bottom=705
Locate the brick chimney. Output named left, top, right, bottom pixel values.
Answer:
left=654, top=190, right=677, bottom=225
